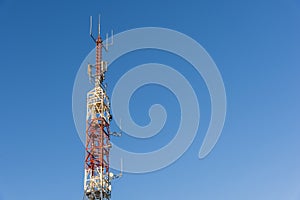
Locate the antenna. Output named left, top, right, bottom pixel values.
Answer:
left=103, top=30, right=114, bottom=52
left=111, top=158, right=123, bottom=179
left=87, top=64, right=92, bottom=81
left=106, top=33, right=109, bottom=50
left=119, top=118, right=122, bottom=134
left=89, top=16, right=92, bottom=36
left=120, top=158, right=123, bottom=177
left=89, top=16, right=96, bottom=42
left=110, top=118, right=122, bottom=137
left=98, top=14, right=101, bottom=36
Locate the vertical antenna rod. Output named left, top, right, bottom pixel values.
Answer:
left=98, top=14, right=101, bottom=35
left=90, top=16, right=92, bottom=36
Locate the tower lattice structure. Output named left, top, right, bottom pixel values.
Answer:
left=84, top=16, right=117, bottom=200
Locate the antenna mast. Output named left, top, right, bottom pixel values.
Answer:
left=84, top=15, right=118, bottom=200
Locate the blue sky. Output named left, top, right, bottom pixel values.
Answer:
left=0, top=0, right=300, bottom=199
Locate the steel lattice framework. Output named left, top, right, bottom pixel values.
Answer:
left=84, top=16, right=118, bottom=200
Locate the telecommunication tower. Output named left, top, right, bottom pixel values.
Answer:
left=84, top=15, right=121, bottom=200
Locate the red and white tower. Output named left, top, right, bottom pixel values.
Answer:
left=84, top=16, right=120, bottom=200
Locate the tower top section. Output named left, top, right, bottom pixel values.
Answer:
left=88, top=15, right=113, bottom=87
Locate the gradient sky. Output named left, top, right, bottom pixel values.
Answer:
left=0, top=0, right=300, bottom=200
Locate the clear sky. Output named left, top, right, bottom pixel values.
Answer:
left=0, top=0, right=300, bottom=200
